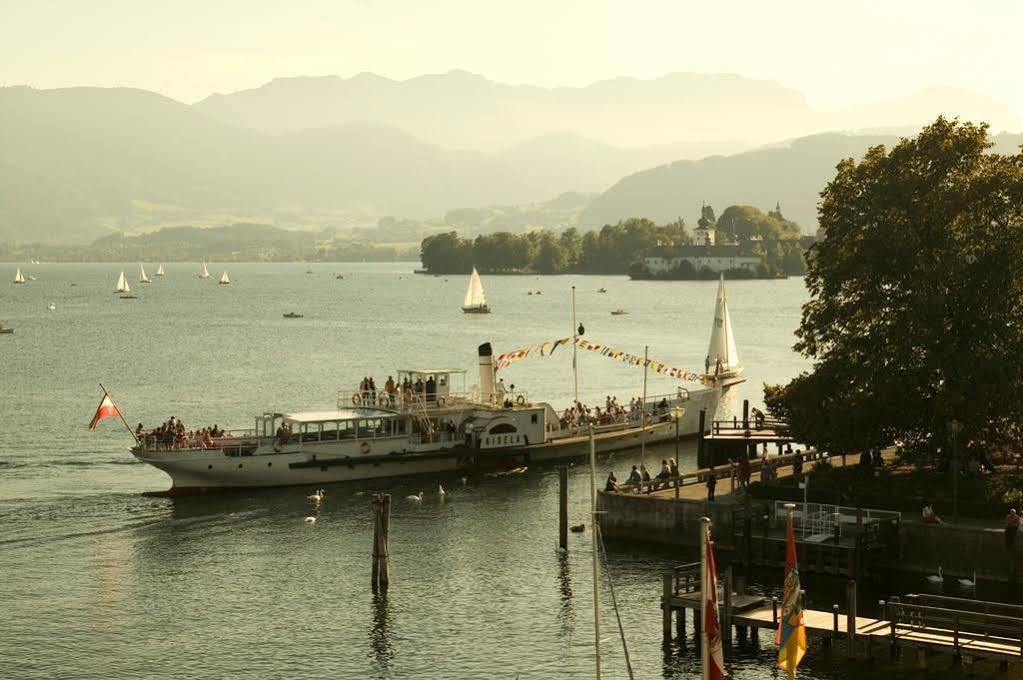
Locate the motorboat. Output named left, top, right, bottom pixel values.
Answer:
left=610, top=309, right=628, bottom=315
left=283, top=312, right=304, bottom=319
left=0, top=323, right=13, bottom=334
left=130, top=342, right=721, bottom=493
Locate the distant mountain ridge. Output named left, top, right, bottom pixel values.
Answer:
left=580, top=131, right=1023, bottom=231
left=195, top=70, right=1023, bottom=150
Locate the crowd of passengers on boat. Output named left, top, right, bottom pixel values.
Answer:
left=135, top=417, right=227, bottom=450
left=354, top=374, right=450, bottom=406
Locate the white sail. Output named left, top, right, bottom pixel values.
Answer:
left=463, top=267, right=487, bottom=308
left=155, top=264, right=165, bottom=276
left=706, top=274, right=740, bottom=373
left=139, top=264, right=151, bottom=283
left=13, top=268, right=25, bottom=284
left=219, top=271, right=230, bottom=285
left=116, top=271, right=130, bottom=293
left=200, top=261, right=210, bottom=279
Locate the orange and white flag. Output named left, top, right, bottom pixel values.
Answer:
left=88, top=394, right=122, bottom=430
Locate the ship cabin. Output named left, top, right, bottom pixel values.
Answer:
left=394, top=368, right=468, bottom=407
left=255, top=408, right=410, bottom=450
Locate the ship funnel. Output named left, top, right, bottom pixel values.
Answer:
left=478, top=342, right=496, bottom=404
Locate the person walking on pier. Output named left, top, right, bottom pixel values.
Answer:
left=706, top=470, right=717, bottom=501
left=1006, top=509, right=1020, bottom=548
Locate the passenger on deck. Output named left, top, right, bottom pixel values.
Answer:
left=669, top=458, right=678, bottom=477
left=385, top=376, right=396, bottom=405
left=627, top=465, right=641, bottom=485
left=135, top=423, right=145, bottom=438
left=605, top=472, right=619, bottom=492
left=368, top=377, right=377, bottom=403
left=414, top=377, right=424, bottom=398
left=426, top=375, right=436, bottom=403
left=496, top=378, right=507, bottom=404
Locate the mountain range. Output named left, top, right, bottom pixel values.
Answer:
left=2, top=71, right=1022, bottom=244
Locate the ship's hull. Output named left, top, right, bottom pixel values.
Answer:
left=136, top=389, right=719, bottom=493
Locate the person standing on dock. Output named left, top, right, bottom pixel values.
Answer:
left=1006, top=509, right=1020, bottom=548
left=706, top=470, right=717, bottom=501
left=739, top=455, right=751, bottom=489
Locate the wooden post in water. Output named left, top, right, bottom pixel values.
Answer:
left=558, top=466, right=568, bottom=552
left=662, top=573, right=673, bottom=641
left=371, top=493, right=391, bottom=593
left=742, top=399, right=749, bottom=431
left=697, top=409, right=706, bottom=468
left=723, top=567, right=733, bottom=646
left=846, top=579, right=858, bottom=658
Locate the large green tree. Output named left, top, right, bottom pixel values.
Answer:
left=766, top=118, right=1023, bottom=455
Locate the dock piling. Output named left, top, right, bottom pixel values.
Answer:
left=846, top=579, right=858, bottom=658
left=558, top=466, right=568, bottom=552
left=723, top=567, right=733, bottom=645
left=371, top=493, right=391, bottom=593
left=662, top=573, right=673, bottom=641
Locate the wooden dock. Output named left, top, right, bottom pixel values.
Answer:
left=661, top=564, right=1023, bottom=668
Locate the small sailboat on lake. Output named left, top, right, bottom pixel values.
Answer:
left=462, top=267, right=490, bottom=314
left=139, top=264, right=151, bottom=283
left=199, top=261, right=211, bottom=279
left=705, top=274, right=743, bottom=386
left=116, top=271, right=136, bottom=299
left=13, top=268, right=26, bottom=284
left=155, top=264, right=165, bottom=277
left=219, top=271, right=231, bottom=285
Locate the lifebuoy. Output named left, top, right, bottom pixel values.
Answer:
left=436, top=396, right=447, bottom=407
left=352, top=394, right=362, bottom=405
left=360, top=441, right=371, bottom=455
left=516, top=395, right=526, bottom=405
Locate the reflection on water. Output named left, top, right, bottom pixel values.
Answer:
left=370, top=593, right=394, bottom=672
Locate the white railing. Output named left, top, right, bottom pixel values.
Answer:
left=772, top=501, right=902, bottom=538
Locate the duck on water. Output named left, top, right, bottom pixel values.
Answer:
left=130, top=343, right=722, bottom=494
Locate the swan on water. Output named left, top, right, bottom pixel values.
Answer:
left=304, top=516, right=317, bottom=524
left=308, top=489, right=325, bottom=502
left=925, top=566, right=943, bottom=583
left=406, top=492, right=424, bottom=502
left=958, top=570, right=976, bottom=588
left=438, top=484, right=446, bottom=498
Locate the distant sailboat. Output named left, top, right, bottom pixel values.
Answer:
left=461, top=267, right=490, bottom=314
left=13, top=268, right=26, bottom=284
left=705, top=274, right=743, bottom=385
left=155, top=264, right=165, bottom=277
left=116, top=271, right=136, bottom=298
left=139, top=264, right=151, bottom=283
left=219, top=271, right=230, bottom=285
left=199, top=261, right=211, bottom=279
left=47, top=302, right=56, bottom=311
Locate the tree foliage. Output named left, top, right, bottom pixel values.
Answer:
left=766, top=118, right=1023, bottom=455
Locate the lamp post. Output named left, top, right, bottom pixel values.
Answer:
left=671, top=406, right=686, bottom=498
left=947, top=419, right=962, bottom=525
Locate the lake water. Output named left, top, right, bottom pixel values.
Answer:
left=1, top=264, right=1016, bottom=678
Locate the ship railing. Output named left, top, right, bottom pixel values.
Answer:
left=336, top=389, right=537, bottom=412
left=135, top=428, right=258, bottom=452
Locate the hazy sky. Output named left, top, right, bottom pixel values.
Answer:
left=3, top=0, right=1021, bottom=111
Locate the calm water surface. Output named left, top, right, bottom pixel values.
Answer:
left=1, top=264, right=1017, bottom=678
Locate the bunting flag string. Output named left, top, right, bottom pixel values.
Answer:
left=494, top=337, right=705, bottom=382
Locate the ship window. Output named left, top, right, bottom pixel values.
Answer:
left=301, top=423, right=321, bottom=442
left=531, top=414, right=538, bottom=424
left=321, top=422, right=338, bottom=441
left=339, top=420, right=355, bottom=439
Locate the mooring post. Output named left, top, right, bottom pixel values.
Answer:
left=723, top=567, right=733, bottom=645
left=558, top=466, right=568, bottom=552
left=662, top=572, right=673, bottom=641
left=697, top=409, right=706, bottom=468
left=771, top=596, right=778, bottom=628
left=371, top=493, right=391, bottom=593
left=742, top=399, right=749, bottom=430
left=846, top=579, right=858, bottom=658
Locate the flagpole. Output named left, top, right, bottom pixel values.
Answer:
left=589, top=423, right=602, bottom=680
left=98, top=383, right=139, bottom=444
left=700, top=516, right=710, bottom=680
left=572, top=286, right=579, bottom=407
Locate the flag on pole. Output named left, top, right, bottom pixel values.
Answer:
left=703, top=524, right=726, bottom=680
left=88, top=393, right=122, bottom=430
left=776, top=511, right=807, bottom=675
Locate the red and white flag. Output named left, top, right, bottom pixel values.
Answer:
left=703, top=525, right=727, bottom=680
left=88, top=393, right=122, bottom=430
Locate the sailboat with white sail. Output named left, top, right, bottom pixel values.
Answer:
left=115, top=271, right=136, bottom=299
left=704, top=273, right=743, bottom=386
left=155, top=264, right=165, bottom=277
left=198, top=261, right=211, bottom=279
left=219, top=270, right=230, bottom=285
left=13, top=268, right=26, bottom=284
left=139, top=265, right=151, bottom=283
left=461, top=267, right=490, bottom=314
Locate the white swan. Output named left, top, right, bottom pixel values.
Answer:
left=438, top=484, right=446, bottom=498
left=307, top=489, right=325, bottom=502
left=925, top=566, right=943, bottom=583
left=957, top=570, right=976, bottom=588
left=304, top=516, right=317, bottom=524
left=406, top=492, right=424, bottom=502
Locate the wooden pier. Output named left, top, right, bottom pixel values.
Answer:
left=661, top=564, right=1023, bottom=668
